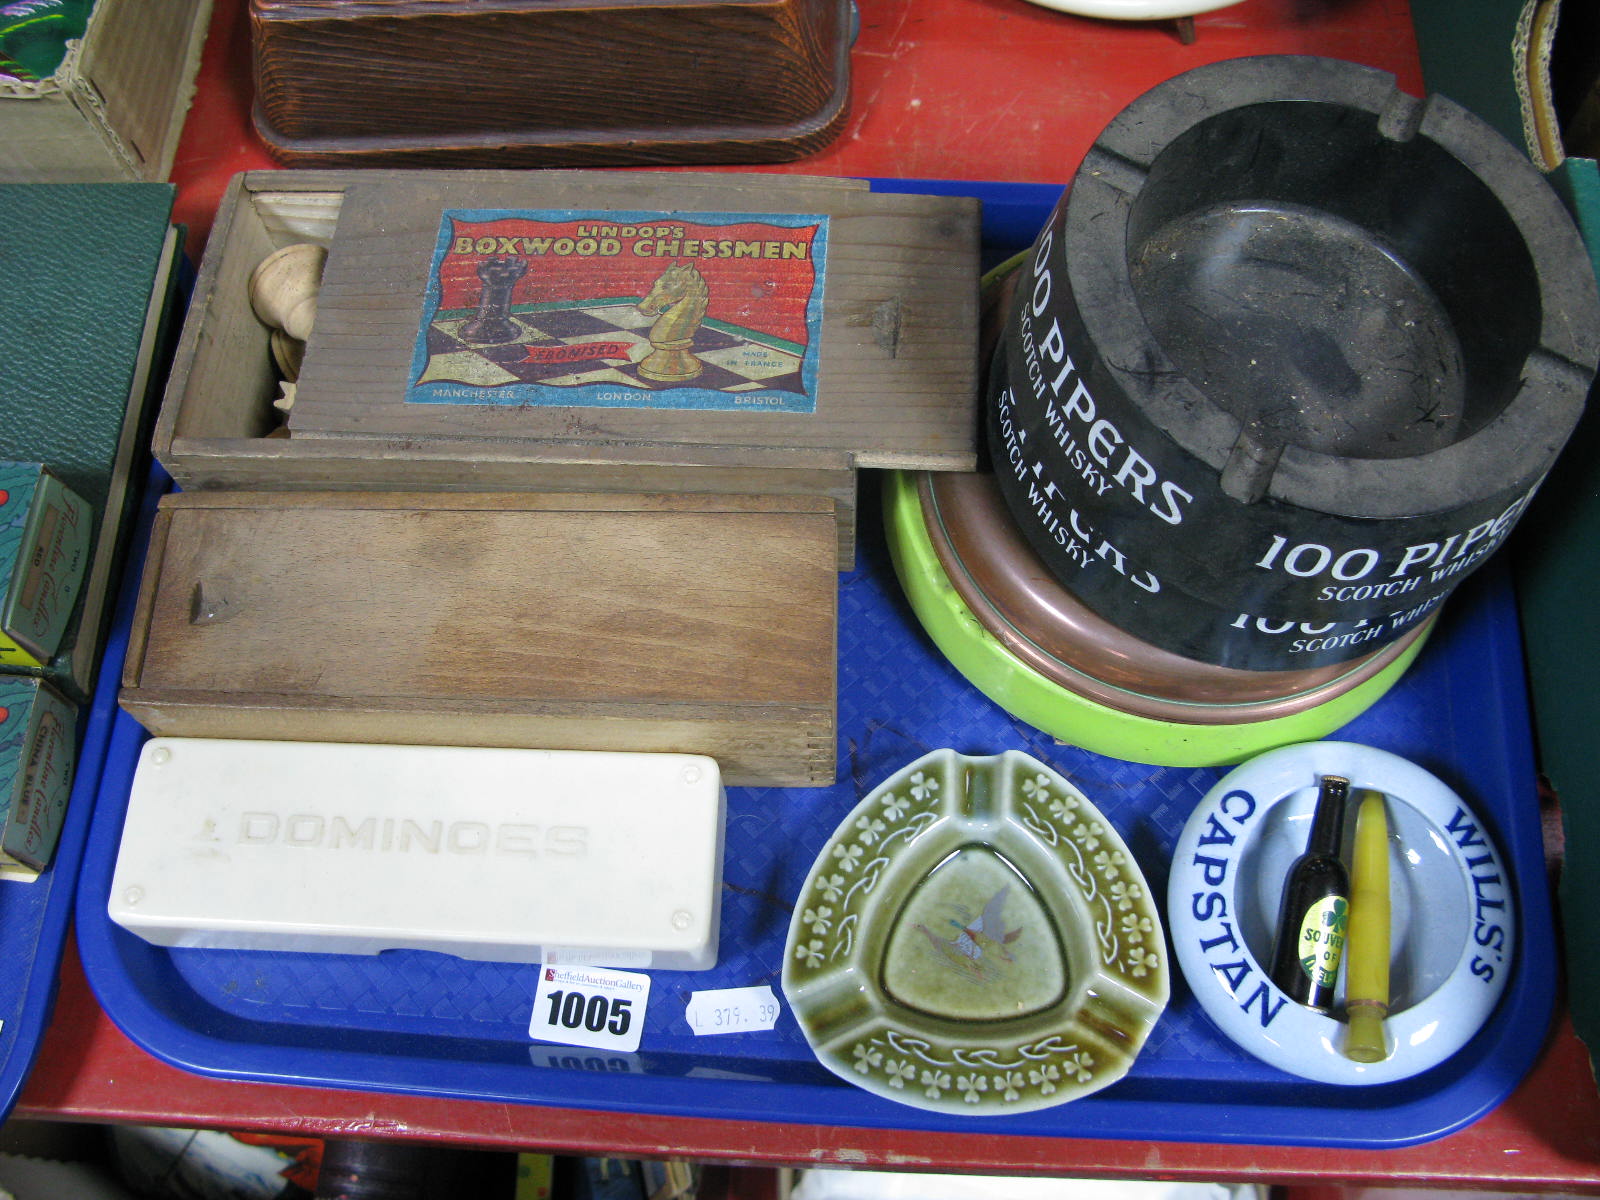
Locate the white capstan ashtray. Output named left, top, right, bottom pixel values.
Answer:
left=108, top=738, right=725, bottom=970
left=1167, top=741, right=1514, bottom=1085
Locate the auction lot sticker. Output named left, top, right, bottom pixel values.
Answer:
left=530, top=963, right=650, bottom=1053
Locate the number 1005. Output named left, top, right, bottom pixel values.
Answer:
left=545, top=989, right=633, bottom=1036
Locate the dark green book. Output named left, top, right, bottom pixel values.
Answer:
left=0, top=182, right=180, bottom=701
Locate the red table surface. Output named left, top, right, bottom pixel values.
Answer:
left=20, top=0, right=1600, bottom=1188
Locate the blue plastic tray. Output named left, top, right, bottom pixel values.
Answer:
left=74, top=182, right=1556, bottom=1149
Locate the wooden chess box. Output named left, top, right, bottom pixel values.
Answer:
left=120, top=490, right=838, bottom=788
left=137, top=167, right=981, bottom=785
left=151, top=168, right=982, bottom=568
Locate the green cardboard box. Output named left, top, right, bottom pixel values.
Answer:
left=0, top=463, right=91, bottom=672
left=0, top=0, right=213, bottom=183
left=0, top=676, right=76, bottom=876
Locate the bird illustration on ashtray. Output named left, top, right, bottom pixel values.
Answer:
left=916, top=885, right=1023, bottom=981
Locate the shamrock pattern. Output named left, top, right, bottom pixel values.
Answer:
left=839, top=1029, right=1100, bottom=1111
left=789, top=766, right=943, bottom=973
left=1015, top=770, right=1165, bottom=991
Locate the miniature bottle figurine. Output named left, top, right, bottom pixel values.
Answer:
left=1269, top=773, right=1350, bottom=1011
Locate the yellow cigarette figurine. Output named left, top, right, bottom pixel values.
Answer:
left=1344, top=789, right=1392, bottom=1062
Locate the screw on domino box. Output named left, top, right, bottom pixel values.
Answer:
left=107, top=738, right=725, bottom=970
left=115, top=488, right=839, bottom=789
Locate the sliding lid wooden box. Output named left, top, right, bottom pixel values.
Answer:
left=119, top=489, right=838, bottom=788
left=149, top=169, right=982, bottom=568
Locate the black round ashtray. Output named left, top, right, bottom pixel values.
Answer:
left=987, top=55, right=1600, bottom=670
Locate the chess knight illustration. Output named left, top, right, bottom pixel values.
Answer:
left=636, top=261, right=709, bottom=383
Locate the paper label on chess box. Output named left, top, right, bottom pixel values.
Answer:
left=407, top=209, right=828, bottom=414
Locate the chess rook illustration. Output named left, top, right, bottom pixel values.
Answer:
left=459, top=256, right=530, bottom=345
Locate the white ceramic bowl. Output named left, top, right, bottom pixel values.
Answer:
left=1167, top=741, right=1514, bottom=1085
left=1017, top=0, right=1244, bottom=19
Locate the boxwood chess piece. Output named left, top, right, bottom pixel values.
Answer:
left=460, top=255, right=528, bottom=345
left=637, top=261, right=708, bottom=383
left=249, top=242, right=326, bottom=343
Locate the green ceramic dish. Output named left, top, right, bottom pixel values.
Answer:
left=782, top=748, right=1168, bottom=1115
left=883, top=470, right=1431, bottom=768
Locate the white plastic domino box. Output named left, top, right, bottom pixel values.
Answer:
left=107, top=738, right=725, bottom=970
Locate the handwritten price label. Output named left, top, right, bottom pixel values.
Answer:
left=685, top=985, right=781, bottom=1036
left=530, top=964, right=650, bottom=1052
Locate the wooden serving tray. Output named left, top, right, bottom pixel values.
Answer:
left=250, top=0, right=854, bottom=168
left=119, top=489, right=839, bottom=787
